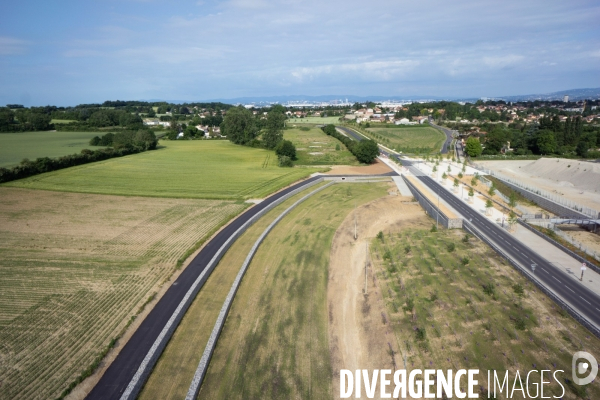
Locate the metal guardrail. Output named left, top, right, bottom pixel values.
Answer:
left=518, top=220, right=600, bottom=270
left=472, top=164, right=599, bottom=219
left=463, top=220, right=600, bottom=339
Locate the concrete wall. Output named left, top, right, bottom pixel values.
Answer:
left=402, top=175, right=462, bottom=229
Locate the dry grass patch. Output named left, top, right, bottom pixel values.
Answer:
left=198, top=182, right=391, bottom=399
left=371, top=227, right=600, bottom=399
left=0, top=187, right=246, bottom=400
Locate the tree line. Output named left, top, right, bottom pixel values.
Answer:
left=0, top=129, right=157, bottom=184
left=463, top=116, right=600, bottom=158
left=320, top=125, right=379, bottom=163
left=220, top=105, right=296, bottom=166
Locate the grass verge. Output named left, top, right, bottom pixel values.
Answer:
left=371, top=227, right=600, bottom=399
left=196, top=182, right=390, bottom=399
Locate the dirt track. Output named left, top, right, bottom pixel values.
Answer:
left=327, top=195, right=430, bottom=399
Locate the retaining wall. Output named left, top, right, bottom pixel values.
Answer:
left=402, top=175, right=462, bottom=229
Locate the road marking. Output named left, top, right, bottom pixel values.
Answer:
left=580, top=296, right=591, bottom=305
left=566, top=287, right=575, bottom=293
left=552, top=276, right=561, bottom=283
left=541, top=268, right=548, bottom=273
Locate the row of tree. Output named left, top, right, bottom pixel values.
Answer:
left=0, top=107, right=52, bottom=132
left=463, top=116, right=600, bottom=158
left=0, top=147, right=145, bottom=183
left=321, top=125, right=379, bottom=163
left=89, top=130, right=157, bottom=151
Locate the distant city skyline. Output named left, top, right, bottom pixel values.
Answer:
left=1, top=0, right=599, bottom=106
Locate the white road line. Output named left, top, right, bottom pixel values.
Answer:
left=552, top=276, right=561, bottom=283
left=566, top=287, right=575, bottom=293
left=580, top=297, right=592, bottom=305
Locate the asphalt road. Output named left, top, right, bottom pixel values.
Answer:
left=336, top=125, right=365, bottom=142
left=428, top=122, right=454, bottom=154
left=402, top=159, right=600, bottom=333
left=86, top=175, right=324, bottom=400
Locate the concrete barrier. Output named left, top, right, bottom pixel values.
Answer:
left=185, top=181, right=335, bottom=400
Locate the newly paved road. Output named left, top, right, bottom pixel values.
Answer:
left=428, top=122, right=454, bottom=154
left=87, top=176, right=325, bottom=400
left=336, top=125, right=366, bottom=142
left=402, top=159, right=600, bottom=333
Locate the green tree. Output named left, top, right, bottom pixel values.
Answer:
left=134, top=129, right=158, bottom=150
left=508, top=192, right=517, bottom=209
left=536, top=130, right=557, bottom=155
left=263, top=109, right=286, bottom=149
left=485, top=198, right=493, bottom=214
left=354, top=140, right=379, bottom=163
left=465, top=137, right=482, bottom=157
left=275, top=140, right=297, bottom=160
left=222, top=106, right=257, bottom=145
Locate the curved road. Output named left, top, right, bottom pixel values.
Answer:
left=428, top=122, right=454, bottom=154
left=87, top=176, right=325, bottom=399
left=402, top=159, right=600, bottom=333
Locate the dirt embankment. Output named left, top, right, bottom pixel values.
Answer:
left=477, top=158, right=600, bottom=210
left=327, top=196, right=430, bottom=399
left=325, top=159, right=393, bottom=175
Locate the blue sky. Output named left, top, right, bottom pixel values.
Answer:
left=1, top=0, right=599, bottom=106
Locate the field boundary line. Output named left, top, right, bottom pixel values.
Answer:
left=185, top=180, right=335, bottom=400
left=117, top=177, right=326, bottom=400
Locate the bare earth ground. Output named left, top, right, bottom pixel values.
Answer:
left=557, top=225, right=600, bottom=257
left=0, top=187, right=245, bottom=400
left=325, top=159, right=393, bottom=175
left=477, top=158, right=600, bottom=211
left=328, top=196, right=430, bottom=399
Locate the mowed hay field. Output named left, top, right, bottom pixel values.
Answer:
left=3, top=140, right=317, bottom=199
left=0, top=131, right=107, bottom=168
left=366, top=125, right=445, bottom=153
left=283, top=126, right=359, bottom=166
left=0, top=187, right=246, bottom=400
left=371, top=228, right=600, bottom=399
left=288, top=116, right=342, bottom=125
left=198, top=182, right=391, bottom=399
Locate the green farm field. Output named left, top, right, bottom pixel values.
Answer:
left=0, top=131, right=106, bottom=168
left=4, top=140, right=318, bottom=199
left=371, top=227, right=600, bottom=399
left=283, top=126, right=359, bottom=165
left=0, top=187, right=247, bottom=400
left=365, top=125, right=445, bottom=154
left=288, top=116, right=342, bottom=125
left=196, top=182, right=390, bottom=399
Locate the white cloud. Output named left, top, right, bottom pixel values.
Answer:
left=0, top=37, right=30, bottom=55
left=482, top=54, right=525, bottom=69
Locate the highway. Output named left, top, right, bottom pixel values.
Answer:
left=335, top=126, right=600, bottom=334
left=402, top=159, right=600, bottom=333
left=86, top=175, right=324, bottom=400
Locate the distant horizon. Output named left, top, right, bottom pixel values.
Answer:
left=5, top=86, right=600, bottom=108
